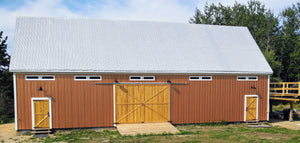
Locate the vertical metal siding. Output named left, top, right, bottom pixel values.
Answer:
left=16, top=74, right=268, bottom=130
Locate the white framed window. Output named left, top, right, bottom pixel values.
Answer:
left=189, top=76, right=212, bottom=81
left=237, top=76, right=258, bottom=81
left=25, top=75, right=55, bottom=81
left=74, top=75, right=102, bottom=81
left=129, top=76, right=155, bottom=81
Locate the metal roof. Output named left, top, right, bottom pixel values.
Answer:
left=10, top=17, right=273, bottom=74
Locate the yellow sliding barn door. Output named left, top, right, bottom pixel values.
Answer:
left=33, top=100, right=50, bottom=128
left=246, top=97, right=257, bottom=121
left=115, top=84, right=170, bottom=123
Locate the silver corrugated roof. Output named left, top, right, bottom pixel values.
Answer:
left=10, top=17, right=272, bottom=74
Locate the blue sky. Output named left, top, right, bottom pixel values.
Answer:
left=0, top=0, right=298, bottom=52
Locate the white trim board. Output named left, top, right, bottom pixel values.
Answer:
left=113, top=84, right=116, bottom=127
left=13, top=73, right=18, bottom=130
left=31, top=97, right=52, bottom=129
left=267, top=75, right=270, bottom=121
left=244, top=95, right=259, bottom=122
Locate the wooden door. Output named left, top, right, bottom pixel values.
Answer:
left=115, top=84, right=170, bottom=123
left=33, top=100, right=50, bottom=128
left=246, top=97, right=257, bottom=121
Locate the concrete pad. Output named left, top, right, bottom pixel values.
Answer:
left=116, top=122, right=180, bottom=136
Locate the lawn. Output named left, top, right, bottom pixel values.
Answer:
left=18, top=123, right=300, bottom=143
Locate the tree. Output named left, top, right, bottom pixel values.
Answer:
left=189, top=0, right=282, bottom=81
left=277, top=3, right=300, bottom=81
left=0, top=31, right=14, bottom=124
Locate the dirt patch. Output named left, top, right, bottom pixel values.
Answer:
left=0, top=123, right=32, bottom=142
left=270, top=119, right=300, bottom=130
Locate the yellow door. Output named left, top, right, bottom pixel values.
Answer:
left=33, top=100, right=50, bottom=128
left=246, top=97, right=257, bottom=121
left=115, top=84, right=170, bottom=123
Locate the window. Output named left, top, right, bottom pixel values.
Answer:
left=25, top=75, right=55, bottom=80
left=189, top=76, right=212, bottom=81
left=74, top=75, right=102, bottom=81
left=237, top=76, right=258, bottom=81
left=129, top=76, right=155, bottom=81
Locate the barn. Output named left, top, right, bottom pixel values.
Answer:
left=10, top=17, right=272, bottom=131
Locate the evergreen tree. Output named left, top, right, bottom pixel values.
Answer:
left=278, top=3, right=300, bottom=81
left=0, top=31, right=13, bottom=124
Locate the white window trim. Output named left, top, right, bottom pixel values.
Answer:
left=31, top=97, right=52, bottom=129
left=189, top=76, right=212, bottom=81
left=25, top=75, right=55, bottom=81
left=129, top=76, right=155, bottom=81
left=237, top=76, right=258, bottom=81
left=74, top=75, right=102, bottom=81
left=244, top=95, right=259, bottom=122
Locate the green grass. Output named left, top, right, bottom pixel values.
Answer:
left=273, top=103, right=300, bottom=111
left=19, top=124, right=300, bottom=143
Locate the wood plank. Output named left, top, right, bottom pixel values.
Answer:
left=33, top=100, right=49, bottom=128
left=246, top=97, right=257, bottom=121
left=270, top=97, right=299, bottom=102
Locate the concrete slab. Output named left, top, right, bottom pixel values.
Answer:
left=116, top=122, right=180, bottom=136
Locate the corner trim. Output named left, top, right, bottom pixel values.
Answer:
left=267, top=75, right=270, bottom=121
left=113, top=84, right=116, bottom=127
left=13, top=73, right=18, bottom=130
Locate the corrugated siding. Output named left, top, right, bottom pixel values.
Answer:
left=16, top=74, right=268, bottom=130
left=170, top=75, right=268, bottom=124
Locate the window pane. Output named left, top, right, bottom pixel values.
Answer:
left=202, top=76, right=211, bottom=80
left=190, top=76, right=200, bottom=79
left=238, top=77, right=246, bottom=80
left=130, top=76, right=141, bottom=79
left=42, top=76, right=54, bottom=79
left=143, top=76, right=154, bottom=79
left=89, top=76, right=101, bottom=80
left=248, top=77, right=257, bottom=80
left=26, top=76, right=39, bottom=79
left=75, top=76, right=86, bottom=79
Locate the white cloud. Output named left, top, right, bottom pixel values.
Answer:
left=92, top=0, right=193, bottom=22
left=0, top=0, right=82, bottom=53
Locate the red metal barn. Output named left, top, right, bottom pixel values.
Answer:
left=10, top=17, right=272, bottom=130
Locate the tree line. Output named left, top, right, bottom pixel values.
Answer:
left=190, top=0, right=300, bottom=82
